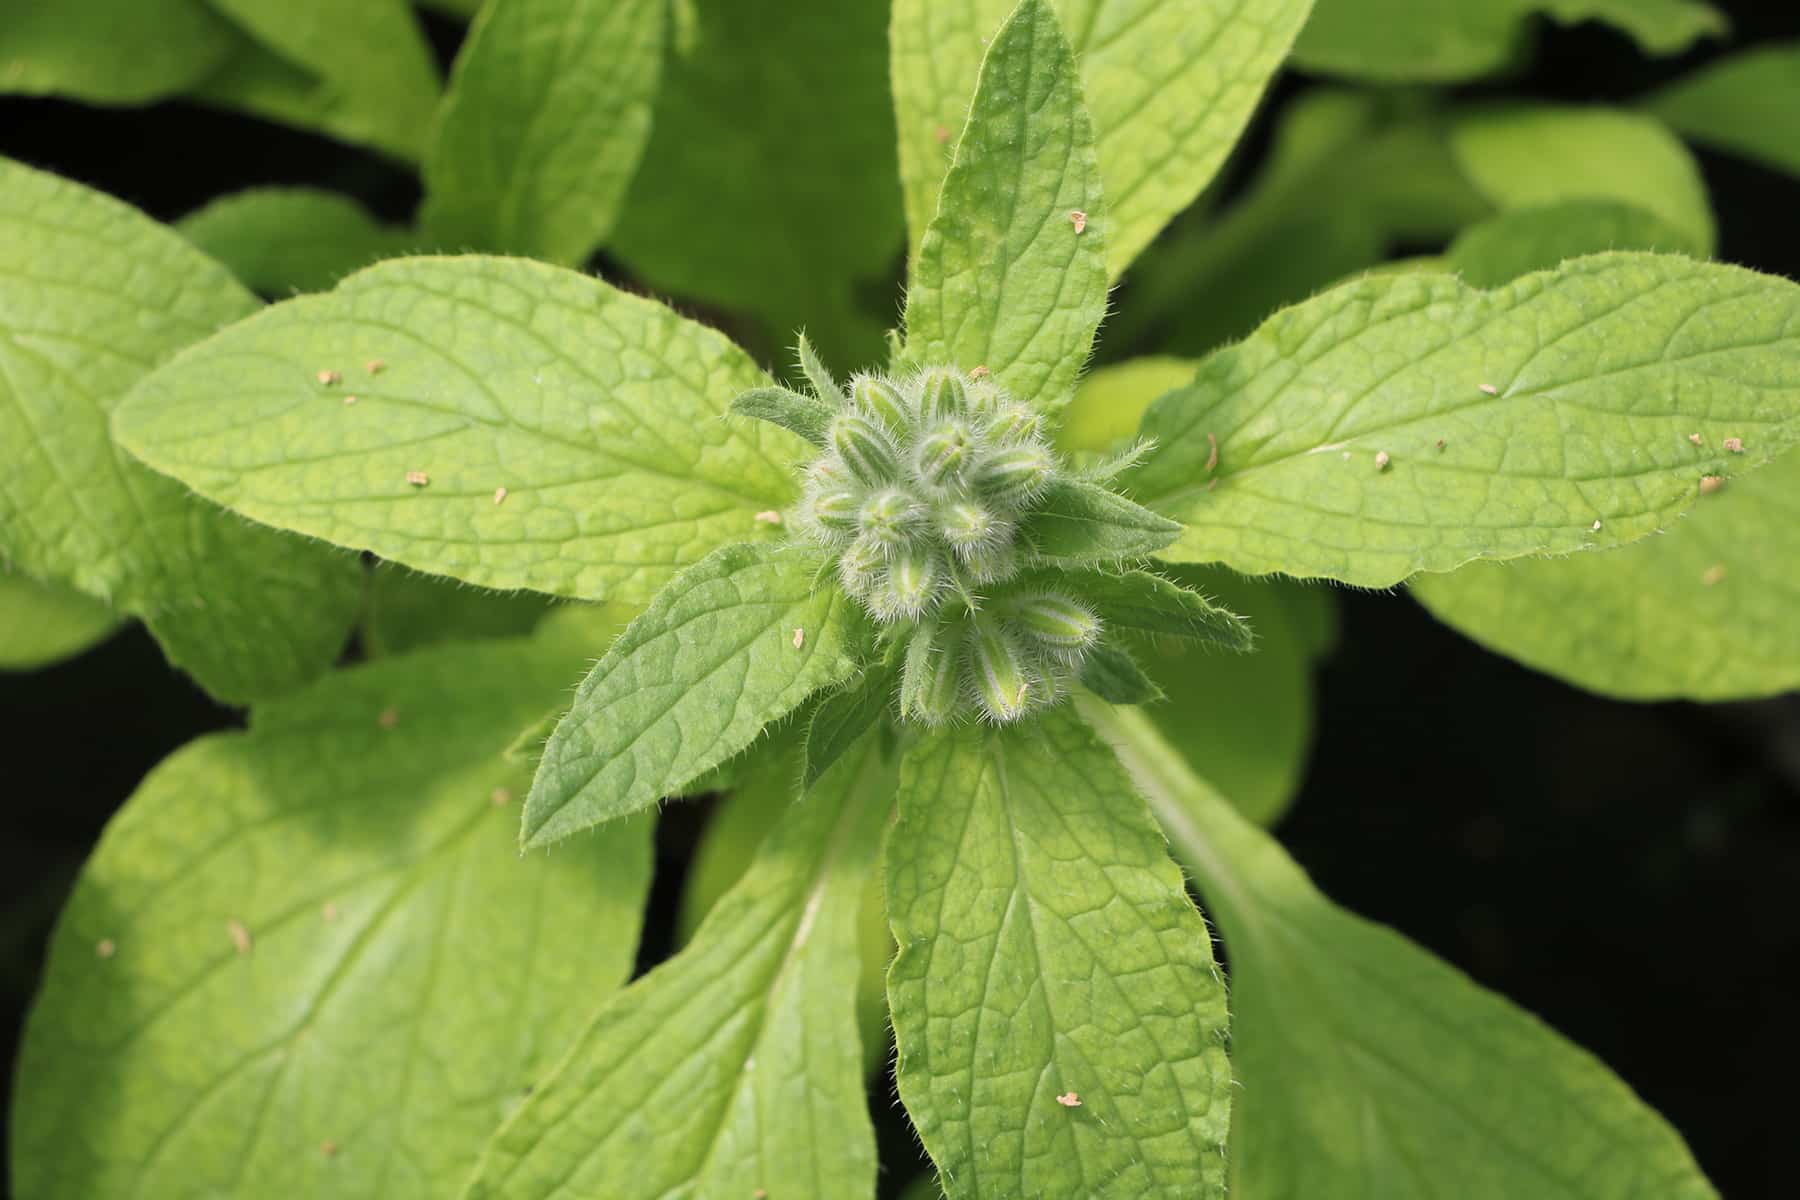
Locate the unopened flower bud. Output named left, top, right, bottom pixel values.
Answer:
left=809, top=486, right=861, bottom=534
left=852, top=375, right=912, bottom=435
left=915, top=421, right=973, bottom=487
left=877, top=549, right=941, bottom=620
left=860, top=488, right=921, bottom=547
left=919, top=368, right=969, bottom=420
left=986, top=403, right=1043, bottom=445
left=976, top=444, right=1055, bottom=506
left=829, top=412, right=899, bottom=486
left=1007, top=593, right=1100, bottom=656
left=901, top=616, right=962, bottom=724
left=968, top=613, right=1033, bottom=723
left=837, top=534, right=885, bottom=600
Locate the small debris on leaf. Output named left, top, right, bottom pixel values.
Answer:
left=317, top=369, right=341, bottom=386
left=494, top=486, right=508, bottom=505
left=934, top=124, right=950, bottom=144
left=322, top=902, right=338, bottom=923
left=1205, top=476, right=1219, bottom=492
left=1699, top=475, right=1725, bottom=495
left=1374, top=450, right=1391, bottom=471
left=753, top=510, right=782, bottom=525
left=378, top=707, right=399, bottom=729
left=320, top=1140, right=339, bottom=1158
left=792, top=627, right=805, bottom=650
left=1688, top=433, right=1703, bottom=447
left=1434, top=439, right=1447, bottom=451
left=1590, top=519, right=1602, bottom=532
left=96, top=938, right=116, bottom=958
left=227, top=919, right=253, bottom=956
left=1055, top=1092, right=1082, bottom=1108
left=405, top=470, right=429, bottom=487
left=1701, top=564, right=1727, bottom=586
left=342, top=394, right=357, bottom=406
left=1204, top=432, right=1218, bottom=474
left=1723, top=437, right=1745, bottom=453
left=1069, top=209, right=1088, bottom=234
left=969, top=365, right=989, bottom=379
left=364, top=359, right=385, bottom=375
left=1477, top=383, right=1498, bottom=396
left=491, top=787, right=512, bottom=807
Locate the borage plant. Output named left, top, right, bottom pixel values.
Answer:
left=4, top=0, right=1797, bottom=1197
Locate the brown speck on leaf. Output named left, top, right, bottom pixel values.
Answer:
left=322, top=902, right=339, bottom=923
left=1374, top=450, right=1391, bottom=471
left=96, top=938, right=116, bottom=958
left=1591, top=519, right=1602, bottom=532
left=1204, top=432, right=1218, bottom=474
left=969, top=365, right=989, bottom=379
left=753, top=510, right=782, bottom=525
left=494, top=486, right=508, bottom=505
left=934, top=124, right=950, bottom=144
left=1205, top=477, right=1218, bottom=492
left=1056, top=1092, right=1082, bottom=1108
left=406, top=470, right=430, bottom=487
left=320, top=1140, right=339, bottom=1158
left=754, top=1191, right=767, bottom=1199
left=1723, top=437, right=1745, bottom=453
left=1701, top=564, right=1727, bottom=586
left=1069, top=209, right=1088, bottom=234
left=342, top=394, right=357, bottom=406
left=364, top=359, right=385, bottom=375
left=1699, top=475, right=1725, bottom=495
left=491, top=787, right=512, bottom=807
left=1478, top=383, right=1499, bottom=396
left=227, top=919, right=252, bottom=956
left=378, top=707, right=399, bottom=729
left=792, top=627, right=805, bottom=650
left=1435, top=439, right=1447, bottom=451
left=317, top=369, right=341, bottom=386
left=1688, top=433, right=1704, bottom=446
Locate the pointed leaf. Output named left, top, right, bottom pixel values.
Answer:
left=1019, top=566, right=1250, bottom=649
left=114, top=255, right=805, bottom=603
left=1018, top=477, right=1182, bottom=563
left=466, top=734, right=891, bottom=1200
left=1645, top=43, right=1800, bottom=181
left=1088, top=699, right=1718, bottom=1200
left=1076, top=639, right=1161, bottom=704
left=522, top=543, right=866, bottom=846
left=0, top=0, right=234, bottom=102
left=1134, top=254, right=1800, bottom=588
left=887, top=706, right=1232, bottom=1199
left=1446, top=199, right=1701, bottom=289
left=805, top=662, right=900, bottom=789
left=733, top=384, right=840, bottom=447
left=904, top=0, right=1107, bottom=413
left=178, top=187, right=419, bottom=296
left=11, top=639, right=654, bottom=1199
left=421, top=0, right=663, bottom=264
left=0, top=157, right=361, bottom=703
left=0, top=572, right=120, bottom=671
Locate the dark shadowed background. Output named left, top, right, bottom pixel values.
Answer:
left=4, top=3, right=1797, bottom=1196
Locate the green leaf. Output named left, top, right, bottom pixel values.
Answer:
left=11, top=638, right=654, bottom=1199
left=904, top=0, right=1107, bottom=414
left=522, top=543, right=867, bottom=847
left=1448, top=105, right=1715, bottom=257
left=887, top=706, right=1231, bottom=1199
left=805, top=662, right=900, bottom=789
left=0, top=0, right=234, bottom=102
left=607, top=0, right=902, bottom=371
left=0, top=156, right=362, bottom=703
left=892, top=0, right=1313, bottom=278
left=1292, top=0, right=1725, bottom=83
left=0, top=571, right=120, bottom=671
left=178, top=187, right=418, bottom=296
left=421, top=0, right=663, bottom=264
left=114, top=255, right=805, bottom=603
left=1133, top=254, right=1800, bottom=588
left=1414, top=447, right=1800, bottom=700
left=1076, top=639, right=1162, bottom=704
left=732, top=384, right=839, bottom=447
left=1645, top=43, right=1800, bottom=181
left=198, top=0, right=442, bottom=161
left=1058, top=356, right=1198, bottom=455
left=1085, top=699, right=1719, bottom=1199
left=466, top=732, right=891, bottom=1200
left=1018, top=478, right=1182, bottom=563
left=1446, top=199, right=1702, bottom=289
left=362, top=562, right=560, bottom=657
left=1021, top=566, right=1250, bottom=649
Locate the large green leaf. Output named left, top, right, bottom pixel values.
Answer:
left=1645, top=43, right=1800, bottom=181
left=904, top=0, right=1107, bottom=413
left=178, top=188, right=418, bottom=296
left=421, top=0, right=663, bottom=265
left=0, top=0, right=234, bottom=102
left=465, top=732, right=891, bottom=1200
left=607, top=0, right=901, bottom=371
left=200, top=0, right=441, bottom=161
left=0, top=571, right=120, bottom=671
left=1292, top=0, right=1725, bottom=83
left=10, top=638, right=654, bottom=1199
left=522, top=543, right=867, bottom=847
left=1132, top=254, right=1800, bottom=588
left=362, top=562, right=561, bottom=658
left=1085, top=699, right=1718, bottom=1199
left=893, top=0, right=1312, bottom=278
left=887, top=706, right=1232, bottom=1199
left=1448, top=105, right=1715, bottom=257
left=1413, top=447, right=1800, bottom=700
left=114, top=255, right=804, bottom=603
left=0, top=157, right=361, bottom=703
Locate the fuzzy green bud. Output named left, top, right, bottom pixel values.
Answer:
left=809, top=486, right=861, bottom=534
left=829, top=412, right=899, bottom=487
left=859, top=488, right=920, bottom=547
left=915, top=421, right=974, bottom=487
left=967, top=613, right=1033, bottom=723
left=877, top=548, right=940, bottom=620
left=986, top=403, right=1043, bottom=445
left=852, top=374, right=912, bottom=435
left=838, top=534, right=885, bottom=599
left=919, top=368, right=969, bottom=420
left=1007, top=593, right=1101, bottom=657
left=975, top=444, right=1055, bottom=507
left=901, top=616, right=962, bottom=724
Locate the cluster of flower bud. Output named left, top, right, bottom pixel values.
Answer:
left=790, top=364, right=1103, bottom=724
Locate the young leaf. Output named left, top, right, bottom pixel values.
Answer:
left=201, top=0, right=442, bottom=161
left=1446, top=199, right=1702, bottom=288
left=1413, top=447, right=1800, bottom=701
left=0, top=0, right=234, bottom=102
left=1448, top=105, right=1716, bottom=257
left=0, top=156, right=362, bottom=703
left=1086, top=699, right=1719, bottom=1200
left=1133, top=254, right=1800, bottom=588
left=178, top=187, right=419, bottom=295
left=1644, top=43, right=1800, bottom=181
left=733, top=384, right=841, bottom=447
left=421, top=0, right=663, bottom=264
left=0, top=572, right=119, bottom=671
left=522, top=543, right=867, bottom=847
left=1076, top=639, right=1162, bottom=704
left=1292, top=0, right=1724, bottom=83
left=804, top=661, right=900, bottom=789
left=466, top=733, right=892, bottom=1200
left=903, top=0, right=1108, bottom=414
left=114, top=255, right=805, bottom=604
left=1017, top=478, right=1182, bottom=564
left=11, top=638, right=654, bottom=1200
left=892, top=0, right=1312, bottom=277
left=887, top=707, right=1232, bottom=1199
